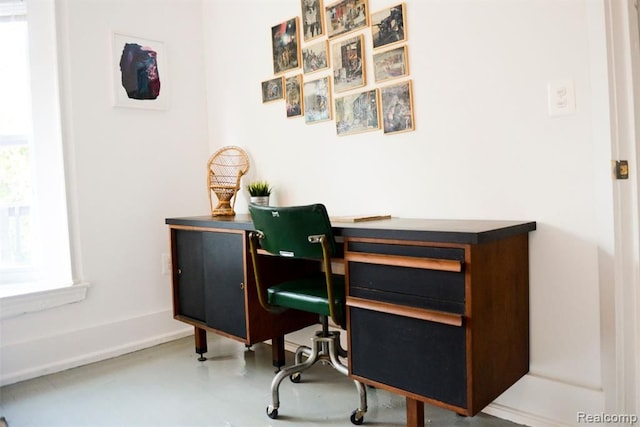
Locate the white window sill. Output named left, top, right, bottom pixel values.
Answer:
left=0, top=282, right=90, bottom=319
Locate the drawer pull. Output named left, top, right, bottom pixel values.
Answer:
left=345, top=252, right=462, bottom=272
left=347, top=297, right=463, bottom=326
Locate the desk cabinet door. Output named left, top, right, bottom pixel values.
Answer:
left=175, top=229, right=206, bottom=322
left=202, top=231, right=247, bottom=339
left=174, top=229, right=247, bottom=339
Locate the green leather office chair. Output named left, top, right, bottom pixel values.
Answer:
left=248, top=203, right=367, bottom=425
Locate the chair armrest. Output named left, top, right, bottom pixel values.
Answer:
left=248, top=231, right=278, bottom=314
left=317, top=235, right=345, bottom=328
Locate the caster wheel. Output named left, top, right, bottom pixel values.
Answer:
left=290, top=372, right=301, bottom=383
left=266, top=405, right=278, bottom=419
left=350, top=409, right=364, bottom=425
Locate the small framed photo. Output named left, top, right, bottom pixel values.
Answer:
left=373, top=45, right=409, bottom=83
left=331, top=34, right=365, bottom=93
left=112, top=33, right=168, bottom=110
left=261, top=77, right=284, bottom=103
left=285, top=74, right=304, bottom=118
left=325, top=0, right=368, bottom=39
left=380, top=80, right=414, bottom=134
left=303, top=76, right=332, bottom=124
left=335, top=89, right=380, bottom=136
left=301, top=0, right=325, bottom=41
left=371, top=3, right=406, bottom=49
left=302, top=40, right=330, bottom=74
left=272, top=17, right=301, bottom=75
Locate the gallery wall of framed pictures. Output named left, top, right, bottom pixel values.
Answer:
left=260, top=0, right=414, bottom=136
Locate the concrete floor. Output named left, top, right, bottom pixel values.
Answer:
left=0, top=333, right=524, bottom=427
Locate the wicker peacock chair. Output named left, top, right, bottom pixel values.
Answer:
left=207, top=146, right=250, bottom=216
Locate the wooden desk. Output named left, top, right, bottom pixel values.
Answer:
left=166, top=215, right=535, bottom=425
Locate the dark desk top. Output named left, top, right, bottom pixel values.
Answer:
left=166, top=214, right=536, bottom=245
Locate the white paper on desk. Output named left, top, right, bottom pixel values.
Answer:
left=330, top=214, right=392, bottom=223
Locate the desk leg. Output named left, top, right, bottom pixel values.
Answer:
left=272, top=335, right=286, bottom=368
left=406, top=397, right=425, bottom=427
left=194, top=327, right=207, bottom=361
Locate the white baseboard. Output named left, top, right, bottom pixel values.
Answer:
left=484, top=401, right=569, bottom=427
left=488, top=373, right=604, bottom=427
left=0, top=309, right=192, bottom=386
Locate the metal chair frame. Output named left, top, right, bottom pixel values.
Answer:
left=248, top=204, right=367, bottom=425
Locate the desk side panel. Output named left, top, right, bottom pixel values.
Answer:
left=467, top=233, right=530, bottom=414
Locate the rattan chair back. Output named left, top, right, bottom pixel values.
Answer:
left=207, top=146, right=250, bottom=216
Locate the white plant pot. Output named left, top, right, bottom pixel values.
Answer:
left=250, top=196, right=269, bottom=206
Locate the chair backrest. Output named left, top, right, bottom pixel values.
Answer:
left=248, top=204, right=336, bottom=260
left=207, top=146, right=250, bottom=187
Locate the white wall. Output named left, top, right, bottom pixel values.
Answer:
left=0, top=0, right=208, bottom=384
left=204, top=0, right=616, bottom=425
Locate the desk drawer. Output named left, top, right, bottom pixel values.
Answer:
left=349, top=306, right=467, bottom=408
left=346, top=242, right=465, bottom=314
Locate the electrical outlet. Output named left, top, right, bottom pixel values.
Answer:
left=161, top=253, right=171, bottom=275
left=548, top=80, right=576, bottom=116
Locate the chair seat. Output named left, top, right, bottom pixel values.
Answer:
left=267, top=273, right=345, bottom=321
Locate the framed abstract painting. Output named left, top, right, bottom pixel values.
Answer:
left=112, top=33, right=168, bottom=110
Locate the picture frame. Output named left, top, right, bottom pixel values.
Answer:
left=302, top=40, right=330, bottom=74
left=272, top=17, right=301, bottom=75
left=111, top=32, right=168, bottom=110
left=331, top=34, right=365, bottom=93
left=261, top=76, right=284, bottom=103
left=303, top=76, right=332, bottom=124
left=373, top=45, right=409, bottom=83
left=334, top=89, right=380, bottom=136
left=301, top=0, right=325, bottom=41
left=371, top=3, right=406, bottom=49
left=325, top=0, right=369, bottom=39
left=380, top=80, right=414, bottom=134
left=285, top=74, right=304, bottom=118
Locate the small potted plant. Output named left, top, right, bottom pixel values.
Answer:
left=247, top=180, right=272, bottom=206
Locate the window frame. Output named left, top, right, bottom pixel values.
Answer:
left=0, top=0, right=87, bottom=315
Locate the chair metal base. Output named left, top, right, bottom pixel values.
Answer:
left=266, top=330, right=367, bottom=425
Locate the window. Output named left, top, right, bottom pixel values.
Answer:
left=0, top=1, right=33, bottom=283
left=0, top=0, right=73, bottom=299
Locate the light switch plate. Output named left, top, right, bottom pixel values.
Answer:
left=548, top=80, right=576, bottom=116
